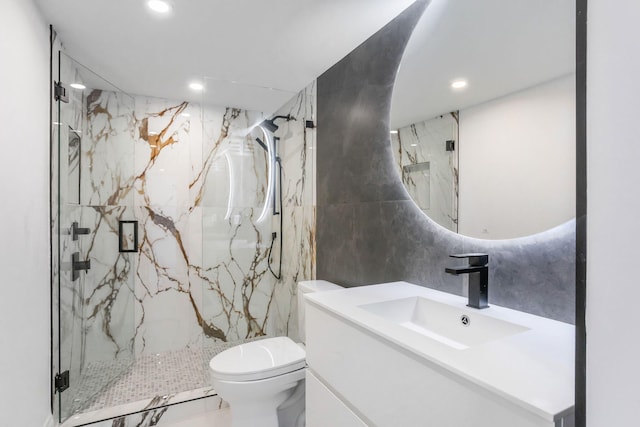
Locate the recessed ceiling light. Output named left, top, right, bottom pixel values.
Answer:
left=189, top=82, right=204, bottom=91
left=181, top=113, right=191, bottom=117
left=451, top=79, right=468, bottom=89
left=390, top=130, right=398, bottom=134
left=411, top=144, right=418, bottom=147
left=70, top=83, right=86, bottom=90
left=147, top=0, right=172, bottom=14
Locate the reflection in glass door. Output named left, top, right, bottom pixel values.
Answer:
left=52, top=50, right=137, bottom=423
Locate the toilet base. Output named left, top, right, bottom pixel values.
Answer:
left=226, top=383, right=305, bottom=427
left=277, top=379, right=305, bottom=427
left=212, top=368, right=306, bottom=427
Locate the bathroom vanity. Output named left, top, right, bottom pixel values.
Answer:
left=304, top=282, right=574, bottom=427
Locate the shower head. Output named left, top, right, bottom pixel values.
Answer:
left=262, top=119, right=279, bottom=133
left=261, top=114, right=295, bottom=133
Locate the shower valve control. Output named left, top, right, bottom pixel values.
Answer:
left=71, top=252, right=91, bottom=281
left=71, top=222, right=91, bottom=240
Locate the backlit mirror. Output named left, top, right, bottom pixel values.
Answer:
left=391, top=0, right=576, bottom=240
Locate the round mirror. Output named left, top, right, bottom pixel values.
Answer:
left=390, top=0, right=576, bottom=240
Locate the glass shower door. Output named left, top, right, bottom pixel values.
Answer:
left=53, top=51, right=137, bottom=423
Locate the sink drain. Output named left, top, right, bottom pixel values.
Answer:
left=460, top=315, right=470, bottom=326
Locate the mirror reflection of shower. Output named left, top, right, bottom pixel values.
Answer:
left=254, top=114, right=295, bottom=279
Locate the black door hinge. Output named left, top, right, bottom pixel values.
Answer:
left=55, top=82, right=69, bottom=103
left=55, top=370, right=69, bottom=393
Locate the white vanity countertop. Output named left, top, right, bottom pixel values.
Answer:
left=305, top=281, right=574, bottom=422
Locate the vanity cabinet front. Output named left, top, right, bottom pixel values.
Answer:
left=305, top=302, right=573, bottom=427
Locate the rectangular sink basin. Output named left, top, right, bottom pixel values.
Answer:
left=359, top=296, right=529, bottom=350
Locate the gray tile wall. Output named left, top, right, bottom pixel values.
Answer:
left=316, top=0, right=575, bottom=324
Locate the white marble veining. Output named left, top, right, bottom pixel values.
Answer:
left=54, top=73, right=317, bottom=422
left=60, top=338, right=267, bottom=425
left=62, top=394, right=230, bottom=427
left=74, top=93, right=283, bottom=359
left=55, top=52, right=140, bottom=420
left=267, top=81, right=317, bottom=341
left=391, top=113, right=458, bottom=231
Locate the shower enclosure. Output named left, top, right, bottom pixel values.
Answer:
left=52, top=49, right=137, bottom=422
left=50, top=45, right=312, bottom=424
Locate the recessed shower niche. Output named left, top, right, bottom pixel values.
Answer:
left=51, top=47, right=316, bottom=424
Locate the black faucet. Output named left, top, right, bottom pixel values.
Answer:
left=445, top=253, right=489, bottom=309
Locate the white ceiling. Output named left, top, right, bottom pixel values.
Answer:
left=35, top=0, right=576, bottom=121
left=35, top=0, right=416, bottom=114
left=391, top=0, right=576, bottom=129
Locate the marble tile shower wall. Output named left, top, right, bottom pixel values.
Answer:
left=78, top=91, right=137, bottom=367
left=54, top=49, right=137, bottom=416
left=391, top=113, right=459, bottom=232
left=66, top=83, right=316, bottom=368
left=269, top=82, right=317, bottom=342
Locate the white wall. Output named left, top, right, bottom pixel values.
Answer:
left=458, top=75, right=576, bottom=239
left=0, top=0, right=52, bottom=425
left=587, top=0, right=640, bottom=425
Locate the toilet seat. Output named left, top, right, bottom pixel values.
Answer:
left=209, top=336, right=306, bottom=382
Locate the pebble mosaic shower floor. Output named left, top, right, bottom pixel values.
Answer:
left=64, top=337, right=267, bottom=417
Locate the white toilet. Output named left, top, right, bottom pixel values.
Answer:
left=209, top=280, right=343, bottom=427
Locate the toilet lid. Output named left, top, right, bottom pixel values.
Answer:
left=209, top=337, right=306, bottom=381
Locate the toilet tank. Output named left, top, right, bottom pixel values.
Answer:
left=298, top=281, right=343, bottom=343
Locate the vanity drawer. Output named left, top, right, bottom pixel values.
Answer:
left=306, top=369, right=368, bottom=427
